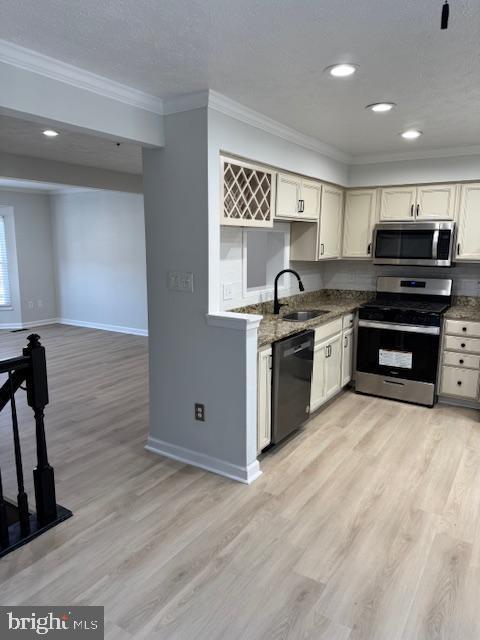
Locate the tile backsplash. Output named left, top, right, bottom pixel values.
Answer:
left=320, top=261, right=480, bottom=297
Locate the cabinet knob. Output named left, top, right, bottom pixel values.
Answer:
left=457, top=380, right=462, bottom=386
left=461, top=343, right=466, bottom=348
left=459, top=359, right=464, bottom=364
left=462, top=327, right=467, bottom=332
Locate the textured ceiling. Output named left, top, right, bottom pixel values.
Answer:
left=1, top=0, right=480, bottom=157
left=0, top=115, right=142, bottom=174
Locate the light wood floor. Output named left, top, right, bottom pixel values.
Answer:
left=0, top=325, right=479, bottom=639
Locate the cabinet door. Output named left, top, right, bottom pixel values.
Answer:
left=341, top=329, right=354, bottom=387
left=301, top=179, right=322, bottom=220
left=456, top=184, right=480, bottom=261
left=379, top=187, right=416, bottom=221
left=319, top=185, right=343, bottom=259
left=257, top=347, right=272, bottom=453
left=416, top=184, right=457, bottom=220
left=276, top=173, right=302, bottom=219
left=310, top=342, right=327, bottom=412
left=325, top=334, right=342, bottom=399
left=342, top=189, right=377, bottom=258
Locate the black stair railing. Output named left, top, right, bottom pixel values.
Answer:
left=0, top=334, right=72, bottom=559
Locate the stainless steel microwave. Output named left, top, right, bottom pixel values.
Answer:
left=372, top=222, right=456, bottom=267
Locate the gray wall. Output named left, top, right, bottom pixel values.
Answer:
left=0, top=189, right=56, bottom=327
left=51, top=190, right=148, bottom=333
left=143, top=108, right=258, bottom=480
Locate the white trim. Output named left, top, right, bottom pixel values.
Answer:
left=0, top=322, right=23, bottom=330
left=208, top=91, right=351, bottom=164
left=58, top=317, right=148, bottom=336
left=22, top=318, right=59, bottom=329
left=145, top=436, right=262, bottom=484
left=351, top=146, right=480, bottom=165
left=163, top=90, right=210, bottom=115
left=206, top=312, right=262, bottom=331
left=0, top=38, right=163, bottom=114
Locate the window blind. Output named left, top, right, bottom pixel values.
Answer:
left=0, top=216, right=11, bottom=306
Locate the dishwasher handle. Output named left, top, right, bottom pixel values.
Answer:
left=284, top=341, right=312, bottom=357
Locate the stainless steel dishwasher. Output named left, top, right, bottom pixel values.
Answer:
left=271, top=330, right=314, bottom=445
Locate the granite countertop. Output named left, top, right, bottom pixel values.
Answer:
left=445, top=296, right=480, bottom=323
left=232, top=289, right=373, bottom=348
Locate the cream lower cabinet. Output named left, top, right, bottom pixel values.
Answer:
left=439, top=319, right=480, bottom=403
left=310, top=316, right=353, bottom=413
left=257, top=345, right=272, bottom=453
left=342, top=328, right=354, bottom=387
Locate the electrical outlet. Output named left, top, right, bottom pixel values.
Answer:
left=168, top=271, right=194, bottom=293
left=194, top=403, right=205, bottom=422
left=223, top=284, right=234, bottom=301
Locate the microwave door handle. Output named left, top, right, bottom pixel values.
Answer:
left=431, top=229, right=439, bottom=259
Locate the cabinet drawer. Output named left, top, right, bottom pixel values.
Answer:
left=343, top=313, right=355, bottom=329
left=443, top=351, right=480, bottom=369
left=444, top=335, right=480, bottom=354
left=314, top=318, right=342, bottom=344
left=440, top=366, right=479, bottom=399
left=445, top=319, right=480, bottom=338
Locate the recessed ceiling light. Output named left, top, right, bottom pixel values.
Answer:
left=366, top=102, right=396, bottom=113
left=43, top=129, right=59, bottom=138
left=400, top=129, right=423, bottom=140
left=326, top=63, right=358, bottom=78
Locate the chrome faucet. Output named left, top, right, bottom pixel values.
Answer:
left=273, top=269, right=305, bottom=315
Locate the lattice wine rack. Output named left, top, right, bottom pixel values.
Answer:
left=221, top=157, right=275, bottom=227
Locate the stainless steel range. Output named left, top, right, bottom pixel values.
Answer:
left=355, top=276, right=452, bottom=407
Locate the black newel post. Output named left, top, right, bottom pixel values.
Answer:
left=23, top=334, right=57, bottom=525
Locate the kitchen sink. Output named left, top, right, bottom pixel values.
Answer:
left=282, top=309, right=329, bottom=322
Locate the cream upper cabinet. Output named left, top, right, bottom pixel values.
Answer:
left=380, top=183, right=457, bottom=222
left=319, top=185, right=343, bottom=259
left=379, top=186, right=417, bottom=221
left=416, top=184, right=457, bottom=220
left=301, top=178, right=322, bottom=220
left=276, top=173, right=321, bottom=221
left=276, top=173, right=302, bottom=219
left=342, top=189, right=377, bottom=258
left=456, top=184, right=480, bottom=261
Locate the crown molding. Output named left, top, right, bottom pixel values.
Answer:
left=207, top=91, right=351, bottom=164
left=162, top=91, right=209, bottom=115
left=0, top=39, right=164, bottom=115
left=351, top=145, right=480, bottom=165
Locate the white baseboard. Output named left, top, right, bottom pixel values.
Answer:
left=0, top=318, right=59, bottom=330
left=58, top=317, right=148, bottom=336
left=145, top=436, right=262, bottom=484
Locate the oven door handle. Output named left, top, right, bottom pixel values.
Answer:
left=358, top=320, right=440, bottom=335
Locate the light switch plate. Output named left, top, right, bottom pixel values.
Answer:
left=223, top=284, right=234, bottom=300
left=168, top=271, right=194, bottom=293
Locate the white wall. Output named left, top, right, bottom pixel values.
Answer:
left=51, top=190, right=148, bottom=334
left=0, top=190, right=56, bottom=327
left=349, top=154, right=480, bottom=187
left=208, top=108, right=349, bottom=313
